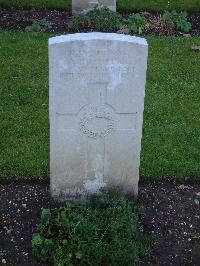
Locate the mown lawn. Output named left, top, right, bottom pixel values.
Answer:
left=0, top=32, right=199, bottom=181
left=0, top=0, right=199, bottom=12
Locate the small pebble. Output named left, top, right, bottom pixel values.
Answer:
left=2, top=259, right=6, bottom=264
left=178, top=184, right=190, bottom=190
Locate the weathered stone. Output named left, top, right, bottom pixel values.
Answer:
left=72, top=0, right=116, bottom=15
left=49, top=33, right=148, bottom=200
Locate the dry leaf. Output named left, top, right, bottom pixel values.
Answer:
left=117, top=28, right=130, bottom=35
left=191, top=46, right=200, bottom=51
left=180, top=33, right=191, bottom=37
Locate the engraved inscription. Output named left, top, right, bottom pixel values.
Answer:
left=79, top=104, right=115, bottom=139
left=59, top=60, right=134, bottom=77
left=89, top=0, right=98, bottom=4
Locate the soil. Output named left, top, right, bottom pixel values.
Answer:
left=0, top=7, right=199, bottom=36
left=0, top=180, right=199, bottom=265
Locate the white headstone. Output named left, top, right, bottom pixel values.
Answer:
left=72, top=0, right=116, bottom=15
left=49, top=33, right=148, bottom=201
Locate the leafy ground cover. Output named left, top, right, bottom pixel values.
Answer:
left=0, top=31, right=199, bottom=181
left=0, top=0, right=199, bottom=12
left=31, top=190, right=151, bottom=265
left=0, top=181, right=199, bottom=265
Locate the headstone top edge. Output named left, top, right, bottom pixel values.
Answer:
left=48, top=32, right=148, bottom=46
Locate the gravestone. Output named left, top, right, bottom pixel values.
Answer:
left=72, top=0, right=116, bottom=15
left=49, top=33, right=148, bottom=200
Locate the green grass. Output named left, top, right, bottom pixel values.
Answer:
left=0, top=32, right=199, bottom=181
left=0, top=0, right=199, bottom=12
left=117, top=0, right=200, bottom=13
left=0, top=0, right=71, bottom=10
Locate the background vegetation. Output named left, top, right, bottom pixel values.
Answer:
left=0, top=32, right=199, bottom=181
left=0, top=0, right=199, bottom=12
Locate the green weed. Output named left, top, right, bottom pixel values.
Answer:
left=128, top=13, right=149, bottom=34
left=162, top=11, right=192, bottom=32
left=32, top=189, right=152, bottom=265
left=25, top=19, right=53, bottom=32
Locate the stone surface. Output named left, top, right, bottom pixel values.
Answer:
left=49, top=32, right=148, bottom=200
left=72, top=0, right=116, bottom=15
